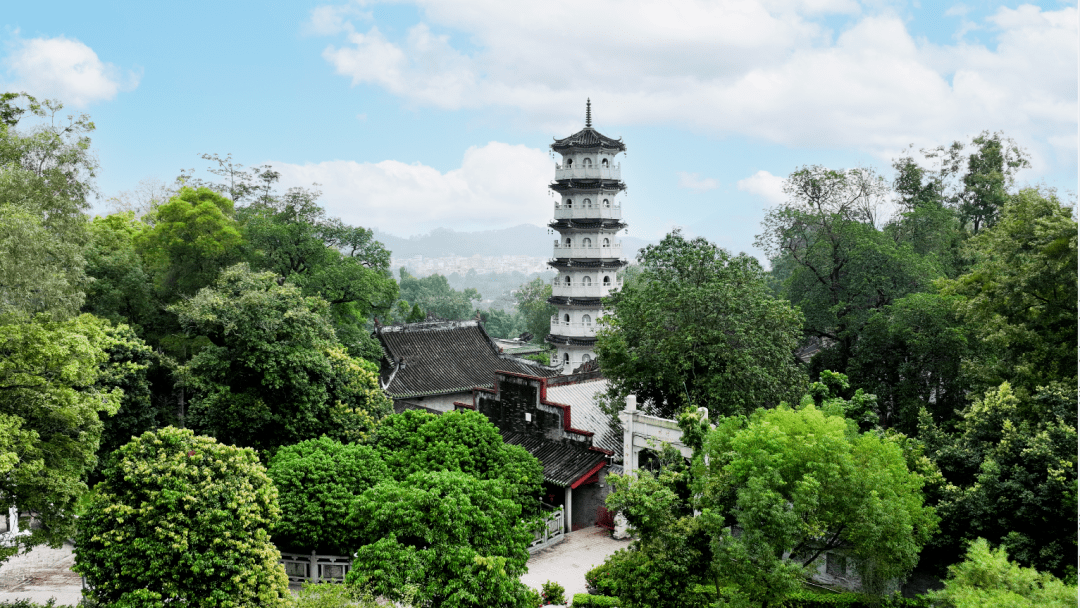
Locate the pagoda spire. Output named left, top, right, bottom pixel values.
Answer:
left=586, top=98, right=592, bottom=128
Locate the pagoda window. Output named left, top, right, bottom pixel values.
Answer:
left=603, top=199, right=610, bottom=208
left=564, top=276, right=572, bottom=286
left=603, top=275, right=611, bottom=285
left=601, top=158, right=609, bottom=167
left=584, top=198, right=592, bottom=208
left=565, top=237, right=572, bottom=247
left=583, top=157, right=592, bottom=168
left=582, top=354, right=591, bottom=362
left=582, top=276, right=592, bottom=286
left=602, top=238, right=610, bottom=247
left=583, top=238, right=592, bottom=248
left=563, top=353, right=570, bottom=365
left=566, top=158, right=573, bottom=167
left=582, top=315, right=591, bottom=327
left=566, top=199, right=572, bottom=208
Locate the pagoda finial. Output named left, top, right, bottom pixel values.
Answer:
left=586, top=98, right=592, bottom=128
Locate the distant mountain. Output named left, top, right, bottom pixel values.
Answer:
left=373, top=224, right=655, bottom=260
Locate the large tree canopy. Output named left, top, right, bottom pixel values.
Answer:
left=174, top=263, right=392, bottom=453
left=597, top=229, right=805, bottom=419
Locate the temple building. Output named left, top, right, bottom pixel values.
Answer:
left=546, top=100, right=629, bottom=371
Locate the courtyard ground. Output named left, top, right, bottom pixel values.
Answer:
left=0, top=526, right=631, bottom=605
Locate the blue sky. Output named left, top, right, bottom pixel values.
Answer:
left=3, top=0, right=1076, bottom=259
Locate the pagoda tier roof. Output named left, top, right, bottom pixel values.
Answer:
left=549, top=180, right=625, bottom=194
left=546, top=333, right=599, bottom=346
left=549, top=219, right=627, bottom=231
left=548, top=259, right=628, bottom=270
left=551, top=127, right=626, bottom=153
left=547, top=296, right=603, bottom=307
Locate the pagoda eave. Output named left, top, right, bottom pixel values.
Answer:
left=549, top=180, right=626, bottom=194
left=547, top=296, right=603, bottom=307
left=545, top=334, right=600, bottom=346
left=548, top=259, right=629, bottom=270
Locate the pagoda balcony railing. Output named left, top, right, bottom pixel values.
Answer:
left=552, top=205, right=623, bottom=220
left=554, top=163, right=621, bottom=180
left=552, top=242, right=622, bottom=259
left=551, top=280, right=622, bottom=297
left=549, top=319, right=598, bottom=338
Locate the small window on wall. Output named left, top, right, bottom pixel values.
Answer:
left=566, top=158, right=573, bottom=167
left=584, top=198, right=592, bottom=208
left=565, top=237, right=572, bottom=247
left=583, top=238, right=592, bottom=248
left=603, top=199, right=610, bottom=208
left=603, top=276, right=611, bottom=285
left=583, top=157, right=593, bottom=167
left=566, top=199, right=573, bottom=208
left=564, top=314, right=570, bottom=323
left=582, top=315, right=592, bottom=326
left=603, top=238, right=610, bottom=247
left=582, top=276, right=592, bottom=286
left=563, top=353, right=570, bottom=365
left=582, top=354, right=591, bottom=362
left=601, top=158, right=609, bottom=167
left=564, top=276, right=572, bottom=285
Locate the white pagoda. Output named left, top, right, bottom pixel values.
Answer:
left=546, top=100, right=628, bottom=371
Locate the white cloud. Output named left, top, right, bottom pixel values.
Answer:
left=737, top=170, right=787, bottom=206
left=677, top=171, right=720, bottom=192
left=270, top=141, right=553, bottom=236
left=3, top=35, right=139, bottom=107
left=312, top=1, right=1076, bottom=171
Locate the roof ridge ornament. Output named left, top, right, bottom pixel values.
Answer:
left=586, top=98, right=592, bottom=128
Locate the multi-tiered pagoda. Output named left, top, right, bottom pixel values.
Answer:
left=546, top=100, right=628, bottom=371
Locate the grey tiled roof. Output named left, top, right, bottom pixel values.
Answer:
left=551, top=127, right=627, bottom=153
left=501, top=431, right=609, bottom=488
left=545, top=378, right=622, bottom=454
left=376, top=320, right=559, bottom=399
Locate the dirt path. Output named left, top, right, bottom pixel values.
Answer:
left=521, top=526, right=631, bottom=599
left=0, top=542, right=83, bottom=605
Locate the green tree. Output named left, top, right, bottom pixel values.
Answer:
left=267, top=437, right=390, bottom=554
left=0, top=313, right=122, bottom=563
left=476, top=307, right=526, bottom=339
left=938, top=187, right=1077, bottom=396
left=91, top=323, right=158, bottom=481
left=929, top=538, right=1076, bottom=608
left=173, top=264, right=392, bottom=453
left=693, top=403, right=935, bottom=605
left=370, top=410, right=543, bottom=509
left=397, top=269, right=481, bottom=321
left=597, top=229, right=805, bottom=419
left=137, top=186, right=244, bottom=300
left=920, top=382, right=1077, bottom=578
left=82, top=212, right=154, bottom=330
left=345, top=470, right=535, bottom=608
left=513, top=277, right=557, bottom=343
left=73, top=427, right=291, bottom=607
left=756, top=166, right=940, bottom=375
left=240, top=188, right=397, bottom=360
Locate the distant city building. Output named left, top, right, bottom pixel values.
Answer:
left=391, top=254, right=553, bottom=277
left=546, top=100, right=628, bottom=372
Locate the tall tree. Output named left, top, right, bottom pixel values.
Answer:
left=597, top=229, right=805, bottom=419
left=397, top=269, right=481, bottom=321
left=173, top=264, right=392, bottom=453
left=756, top=166, right=940, bottom=374
left=513, top=276, right=557, bottom=343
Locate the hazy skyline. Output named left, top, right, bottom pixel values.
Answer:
left=3, top=0, right=1076, bottom=259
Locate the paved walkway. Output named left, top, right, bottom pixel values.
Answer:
left=521, top=526, right=631, bottom=598
left=0, top=527, right=631, bottom=605
left=0, top=542, right=83, bottom=605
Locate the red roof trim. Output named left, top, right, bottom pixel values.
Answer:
left=570, top=460, right=608, bottom=489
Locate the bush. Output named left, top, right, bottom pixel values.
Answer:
left=268, top=436, right=390, bottom=553
left=585, top=560, right=619, bottom=596
left=73, top=427, right=290, bottom=607
left=541, top=580, right=566, bottom=605
left=571, top=594, right=620, bottom=607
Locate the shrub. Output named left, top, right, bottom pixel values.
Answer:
left=541, top=580, right=566, bottom=605
left=571, top=594, right=620, bottom=607
left=585, top=560, right=619, bottom=596
left=73, top=427, right=290, bottom=608
left=267, top=436, right=389, bottom=553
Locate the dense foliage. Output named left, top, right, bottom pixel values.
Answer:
left=73, top=427, right=291, bottom=607
left=597, top=229, right=806, bottom=418
left=928, top=538, right=1076, bottom=608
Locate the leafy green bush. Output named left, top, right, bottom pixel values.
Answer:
left=541, top=580, right=566, bottom=605
left=928, top=537, right=1077, bottom=608
left=268, top=436, right=389, bottom=553
left=73, top=427, right=290, bottom=607
left=585, top=560, right=619, bottom=596
left=571, top=594, right=620, bottom=607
